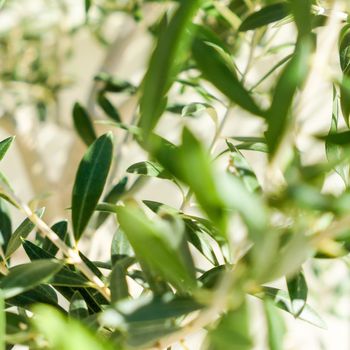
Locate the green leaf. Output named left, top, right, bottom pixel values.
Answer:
left=192, top=39, right=262, bottom=116
left=69, top=291, right=89, bottom=320
left=0, top=260, right=62, bottom=299
left=226, top=142, right=261, bottom=193
left=23, top=240, right=89, bottom=287
left=321, top=130, right=350, bottom=145
left=42, top=220, right=69, bottom=256
left=85, top=0, right=91, bottom=14
left=94, top=72, right=136, bottom=94
left=287, top=270, right=308, bottom=317
left=116, top=205, right=196, bottom=292
left=72, top=102, right=97, bottom=146
left=0, top=199, right=11, bottom=252
left=139, top=0, right=202, bottom=137
left=111, top=229, right=133, bottom=265
left=115, top=293, right=202, bottom=323
left=5, top=207, right=45, bottom=258
left=340, top=77, right=350, bottom=127
left=208, top=300, right=252, bottom=350
left=127, top=161, right=172, bottom=179
left=97, top=93, right=121, bottom=123
left=266, top=38, right=311, bottom=157
left=0, top=136, right=14, bottom=162
left=259, top=287, right=326, bottom=329
left=32, top=305, right=116, bottom=350
left=7, top=284, right=59, bottom=309
left=110, top=259, right=130, bottom=303
left=96, top=177, right=128, bottom=229
left=288, top=0, right=312, bottom=38
left=72, top=132, right=113, bottom=240
left=0, top=295, right=4, bottom=350
left=239, top=2, right=290, bottom=32
left=264, top=299, right=286, bottom=350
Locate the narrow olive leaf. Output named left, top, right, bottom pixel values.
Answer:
left=139, top=0, right=202, bottom=137
left=0, top=199, right=11, bottom=252
left=42, top=220, right=69, bottom=256
left=96, top=177, right=128, bottom=229
left=111, top=228, right=133, bottom=264
left=264, top=299, right=286, bottom=350
left=95, top=72, right=136, bottom=94
left=23, top=240, right=90, bottom=287
left=115, top=293, right=202, bottom=323
left=258, top=287, right=326, bottom=329
left=227, top=141, right=261, bottom=193
left=116, top=205, right=196, bottom=292
left=72, top=102, right=97, bottom=146
left=266, top=38, right=311, bottom=157
left=0, top=295, right=4, bottom=350
left=287, top=271, right=308, bottom=317
left=151, top=129, right=230, bottom=235
left=340, top=77, right=350, bottom=127
left=97, top=93, right=121, bottom=122
left=110, top=260, right=129, bottom=303
left=5, top=207, right=45, bottom=258
left=0, top=136, right=14, bottom=162
left=32, top=305, right=116, bottom=350
left=7, top=285, right=59, bottom=309
left=239, top=2, right=290, bottom=32
left=0, top=260, right=62, bottom=299
left=69, top=291, right=89, bottom=320
left=72, top=132, right=113, bottom=240
left=321, top=130, right=350, bottom=145
left=288, top=0, right=312, bottom=38
left=192, top=39, right=263, bottom=116
left=208, top=300, right=252, bottom=350
left=85, top=0, right=91, bottom=14
left=127, top=161, right=172, bottom=180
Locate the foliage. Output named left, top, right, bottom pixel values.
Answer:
left=1, top=0, right=350, bottom=349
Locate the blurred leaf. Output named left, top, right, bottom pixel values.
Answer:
left=239, top=2, right=290, bottom=32
left=5, top=208, right=45, bottom=259
left=0, top=199, right=11, bottom=253
left=287, top=270, right=308, bottom=317
left=288, top=0, right=312, bottom=38
left=116, top=205, right=196, bottom=292
left=95, top=72, right=136, bottom=94
left=32, top=305, right=115, bottom=350
left=321, top=130, right=350, bottom=145
left=264, top=299, right=286, bottom=350
left=72, top=133, right=113, bottom=240
left=139, top=0, right=202, bottom=137
left=72, top=103, right=97, bottom=146
left=0, top=136, right=14, bottom=162
left=0, top=295, right=4, bottom=350
left=192, top=39, right=262, bottom=116
left=227, top=141, right=261, bottom=192
left=127, top=161, right=172, bottom=179
left=115, top=293, right=202, bottom=323
left=266, top=38, right=311, bottom=156
left=0, top=260, right=62, bottom=299
left=259, top=287, right=326, bottom=329
left=208, top=300, right=252, bottom=350
left=340, top=77, right=350, bottom=127
left=110, top=259, right=130, bottom=302
left=69, top=291, right=89, bottom=320
left=97, top=93, right=121, bottom=123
